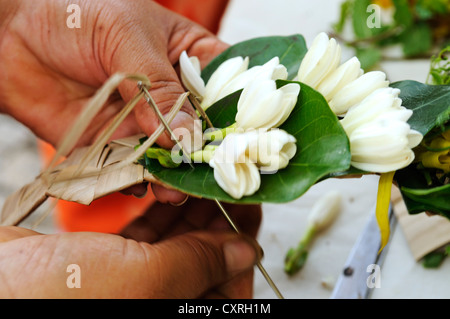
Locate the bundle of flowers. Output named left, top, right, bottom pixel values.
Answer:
left=137, top=32, right=450, bottom=251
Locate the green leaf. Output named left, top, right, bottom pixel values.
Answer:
left=356, top=47, right=382, bottom=71
left=416, top=0, right=449, bottom=15
left=333, top=0, right=352, bottom=33
left=201, top=34, right=307, bottom=82
left=399, top=23, right=432, bottom=57
left=390, top=80, right=450, bottom=136
left=422, top=251, right=447, bottom=268
left=352, top=0, right=374, bottom=39
left=414, top=2, right=433, bottom=20
left=203, top=90, right=240, bottom=129
left=427, top=46, right=450, bottom=86
left=401, top=183, right=450, bottom=215
left=392, top=0, right=413, bottom=28
left=394, top=167, right=448, bottom=217
left=143, top=81, right=351, bottom=204
left=391, top=80, right=450, bottom=217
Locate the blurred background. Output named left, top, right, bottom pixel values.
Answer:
left=0, top=0, right=449, bottom=299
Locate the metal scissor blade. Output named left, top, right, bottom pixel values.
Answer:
left=330, top=203, right=396, bottom=299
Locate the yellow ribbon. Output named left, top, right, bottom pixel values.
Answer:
left=376, top=171, right=395, bottom=254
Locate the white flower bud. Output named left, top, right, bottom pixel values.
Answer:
left=308, top=191, right=342, bottom=232
left=340, top=87, right=405, bottom=136
left=180, top=51, right=205, bottom=100
left=407, top=130, right=423, bottom=149
left=216, top=57, right=288, bottom=103
left=328, top=71, right=389, bottom=115
left=201, top=56, right=250, bottom=110
left=349, top=118, right=419, bottom=172
left=235, top=79, right=300, bottom=130
left=339, top=87, right=423, bottom=173
left=247, top=129, right=297, bottom=173
left=208, top=128, right=298, bottom=199
left=297, top=32, right=342, bottom=88
left=209, top=133, right=261, bottom=199
left=316, top=56, right=363, bottom=101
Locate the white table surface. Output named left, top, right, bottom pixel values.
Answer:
left=218, top=0, right=450, bottom=299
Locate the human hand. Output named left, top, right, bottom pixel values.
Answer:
left=0, top=0, right=228, bottom=203
left=0, top=198, right=262, bottom=298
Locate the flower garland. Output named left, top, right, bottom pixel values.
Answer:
left=178, top=31, right=425, bottom=251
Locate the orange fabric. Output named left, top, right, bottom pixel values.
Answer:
left=54, top=192, right=154, bottom=234
left=155, top=0, right=229, bottom=34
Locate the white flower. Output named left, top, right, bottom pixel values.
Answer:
left=340, top=87, right=423, bottom=173
left=180, top=51, right=249, bottom=106
left=179, top=51, right=205, bottom=100
left=247, top=129, right=297, bottom=173
left=215, top=57, right=288, bottom=104
left=340, top=88, right=405, bottom=135
left=235, top=79, right=300, bottom=130
left=180, top=52, right=291, bottom=111
left=208, top=128, right=297, bottom=199
left=296, top=33, right=392, bottom=117
left=201, top=56, right=250, bottom=109
left=328, top=71, right=389, bottom=115
left=316, top=57, right=363, bottom=102
left=308, top=191, right=341, bottom=232
left=209, top=133, right=261, bottom=199
left=297, top=32, right=342, bottom=88
left=348, top=118, right=420, bottom=172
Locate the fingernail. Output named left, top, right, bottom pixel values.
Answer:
left=132, top=192, right=147, bottom=199
left=169, top=195, right=189, bottom=207
left=132, top=187, right=148, bottom=199
left=223, top=237, right=263, bottom=274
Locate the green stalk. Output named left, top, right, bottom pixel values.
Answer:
left=284, top=226, right=317, bottom=275
left=190, top=144, right=218, bottom=164
left=203, top=123, right=238, bottom=142
left=143, top=147, right=181, bottom=168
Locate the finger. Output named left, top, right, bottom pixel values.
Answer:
left=145, top=231, right=262, bottom=298
left=105, top=4, right=202, bottom=151
left=0, top=231, right=260, bottom=298
left=120, top=198, right=261, bottom=244
left=0, top=226, right=41, bottom=243
left=203, top=270, right=255, bottom=299
left=150, top=183, right=189, bottom=205
left=120, top=197, right=217, bottom=243
left=217, top=203, right=262, bottom=238
left=119, top=183, right=149, bottom=198
left=174, top=31, right=230, bottom=69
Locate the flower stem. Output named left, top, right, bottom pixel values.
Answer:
left=203, top=123, right=238, bottom=142
left=143, top=146, right=181, bottom=168
left=284, top=226, right=316, bottom=275
left=190, top=144, right=218, bottom=164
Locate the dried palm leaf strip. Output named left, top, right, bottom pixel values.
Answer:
left=1, top=76, right=188, bottom=225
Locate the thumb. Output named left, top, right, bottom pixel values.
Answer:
left=0, top=230, right=260, bottom=298
left=146, top=232, right=261, bottom=298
